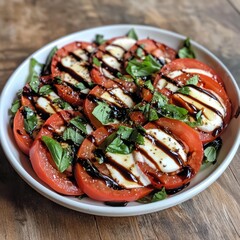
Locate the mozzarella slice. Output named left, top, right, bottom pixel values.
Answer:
left=183, top=68, right=213, bottom=78
left=167, top=70, right=183, bottom=79
left=111, top=37, right=136, bottom=50
left=102, top=54, right=121, bottom=71
left=137, top=129, right=187, bottom=173
left=101, top=68, right=115, bottom=79
left=110, top=88, right=135, bottom=108
left=73, top=49, right=89, bottom=61
left=156, top=78, right=179, bottom=92
left=36, top=97, right=57, bottom=114
left=105, top=45, right=125, bottom=60
left=105, top=152, right=151, bottom=189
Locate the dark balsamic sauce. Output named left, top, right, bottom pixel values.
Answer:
left=104, top=201, right=128, bottom=207
left=166, top=183, right=190, bottom=195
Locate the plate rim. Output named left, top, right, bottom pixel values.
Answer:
left=0, top=24, right=239, bottom=217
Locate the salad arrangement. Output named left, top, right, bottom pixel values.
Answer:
left=10, top=29, right=231, bottom=204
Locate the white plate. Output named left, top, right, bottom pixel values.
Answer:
left=0, top=24, right=239, bottom=217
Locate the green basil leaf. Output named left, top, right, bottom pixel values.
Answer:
left=144, top=80, right=154, bottom=91
left=106, top=136, right=132, bottom=154
left=42, top=46, right=58, bottom=75
left=23, top=107, right=38, bottom=135
left=186, top=75, right=199, bottom=85
left=70, top=116, right=87, bottom=134
left=203, top=138, right=222, bottom=164
left=116, top=72, right=134, bottom=82
left=178, top=37, right=196, bottom=59
left=177, top=86, right=190, bottom=95
left=92, top=101, right=113, bottom=124
left=136, top=47, right=144, bottom=58
left=127, top=28, right=138, bottom=40
left=62, top=128, right=84, bottom=145
left=75, top=82, right=87, bottom=90
left=93, top=57, right=101, bottom=67
left=28, top=58, right=43, bottom=93
left=41, top=136, right=72, bottom=173
left=39, top=85, right=52, bottom=95
left=126, top=55, right=161, bottom=77
left=54, top=76, right=62, bottom=83
left=11, top=99, right=21, bottom=115
left=29, top=71, right=40, bottom=93
left=152, top=188, right=167, bottom=202
left=149, top=108, right=159, bottom=121
left=117, top=126, right=133, bottom=140
left=151, top=91, right=168, bottom=108
left=95, top=34, right=105, bottom=45
left=160, top=104, right=188, bottom=120
left=52, top=98, right=72, bottom=110
left=128, top=128, right=145, bottom=145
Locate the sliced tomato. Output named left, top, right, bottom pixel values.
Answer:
left=124, top=38, right=177, bottom=64
left=29, top=110, right=83, bottom=196
left=138, top=118, right=203, bottom=190
left=154, top=58, right=232, bottom=143
left=75, top=125, right=153, bottom=202
left=13, top=106, right=34, bottom=155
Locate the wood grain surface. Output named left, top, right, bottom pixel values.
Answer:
left=0, top=0, right=239, bottom=239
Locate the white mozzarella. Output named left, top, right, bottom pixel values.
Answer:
left=73, top=49, right=89, bottom=61
left=100, top=91, right=122, bottom=107
left=86, top=45, right=95, bottom=53
left=105, top=45, right=125, bottom=59
left=62, top=72, right=79, bottom=86
left=156, top=78, right=179, bottom=92
left=102, top=54, right=121, bottom=71
left=111, top=37, right=136, bottom=50
left=167, top=70, right=183, bottom=79
left=61, top=56, right=92, bottom=83
left=86, top=124, right=94, bottom=135
left=110, top=88, right=135, bottom=108
left=36, top=97, right=56, bottom=114
left=105, top=152, right=151, bottom=189
left=101, top=68, right=115, bottom=79
left=138, top=129, right=187, bottom=173
left=183, top=68, right=213, bottom=78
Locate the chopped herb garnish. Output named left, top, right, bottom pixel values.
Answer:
left=93, top=57, right=101, bottom=67
left=92, top=101, right=113, bottom=125
left=41, top=46, right=58, bottom=75
left=95, top=34, right=106, bottom=45
left=39, top=85, right=52, bottom=96
left=10, top=99, right=21, bottom=115
left=127, top=28, right=138, bottom=40
left=70, top=116, right=87, bottom=134
left=126, top=55, right=161, bottom=78
left=138, top=188, right=167, bottom=203
left=177, top=86, right=190, bottom=95
left=62, top=127, right=84, bottom=145
left=23, top=107, right=38, bottom=135
left=186, top=75, right=199, bottom=85
left=159, top=104, right=188, bottom=120
left=203, top=138, right=222, bottom=164
left=178, top=37, right=196, bottom=59
left=52, top=98, right=72, bottom=110
left=41, top=136, right=73, bottom=172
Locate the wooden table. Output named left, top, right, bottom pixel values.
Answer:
left=0, top=0, right=239, bottom=239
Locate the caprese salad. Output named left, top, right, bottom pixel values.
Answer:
left=10, top=29, right=231, bottom=204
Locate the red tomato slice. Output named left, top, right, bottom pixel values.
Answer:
left=138, top=118, right=203, bottom=190
left=75, top=125, right=153, bottom=202
left=13, top=106, right=33, bottom=155
left=154, top=58, right=232, bottom=143
left=124, top=39, right=177, bottom=63
left=29, top=110, right=83, bottom=196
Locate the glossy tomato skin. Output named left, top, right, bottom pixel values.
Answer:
left=75, top=125, right=153, bottom=202
left=154, top=58, right=232, bottom=143
left=139, top=118, right=204, bottom=190
left=29, top=110, right=83, bottom=196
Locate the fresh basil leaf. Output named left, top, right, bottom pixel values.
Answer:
left=52, top=98, right=72, bottom=110
left=127, top=28, right=138, bottom=40
left=178, top=37, right=196, bottom=59
left=70, top=116, right=87, bottom=134
left=93, top=57, right=101, bottom=67
left=95, top=34, right=105, bottom=45
left=106, top=136, right=132, bottom=154
left=128, top=128, right=145, bottom=145
left=136, top=47, right=144, bottom=58
left=144, top=80, right=154, bottom=91
left=116, top=72, right=134, bottom=82
left=138, top=188, right=167, bottom=203
left=177, top=86, right=190, bottom=95
left=11, top=99, right=21, bottom=115
left=54, top=76, right=62, bottom=83
left=126, top=55, right=161, bottom=78
left=149, top=108, right=159, bottom=121
left=75, top=82, right=87, bottom=90
left=41, top=136, right=72, bottom=173
left=152, top=188, right=167, bottom=202
left=151, top=91, right=168, bottom=108
left=42, top=46, right=58, bottom=75
left=160, top=104, right=188, bottom=120
left=203, top=138, right=222, bottom=164
left=39, top=85, right=52, bottom=96
left=117, top=126, right=133, bottom=140
left=23, top=107, right=38, bottom=135
left=92, top=101, right=113, bottom=125
left=29, top=71, right=40, bottom=93
left=186, top=75, right=199, bottom=85
left=63, top=127, right=84, bottom=145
